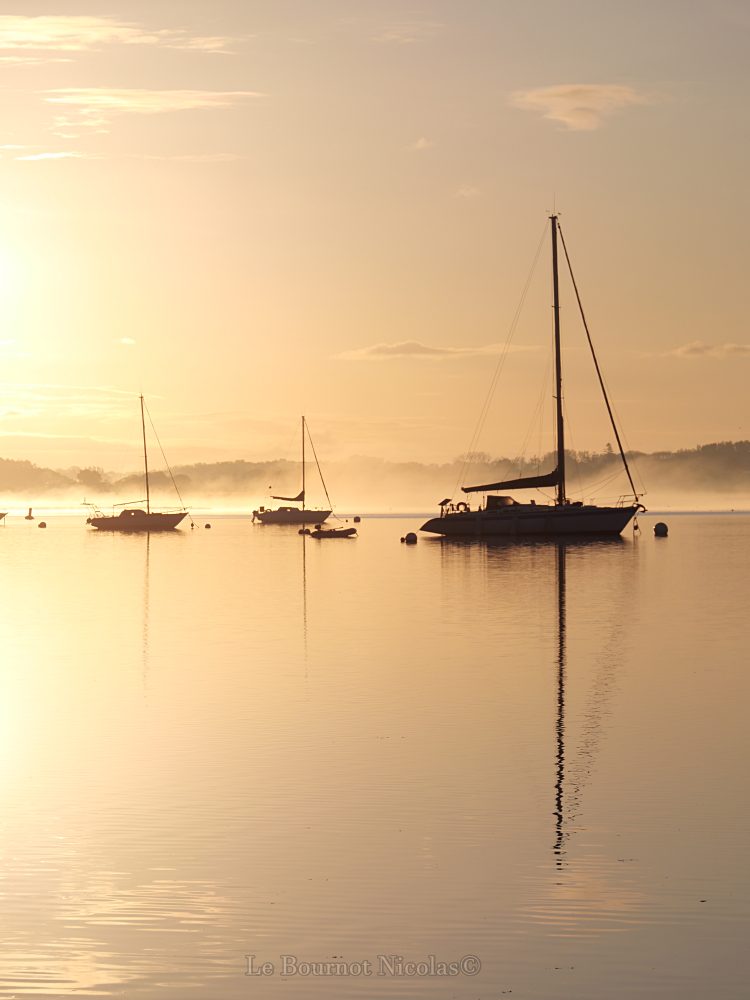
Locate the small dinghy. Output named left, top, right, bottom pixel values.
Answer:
left=310, top=524, right=357, bottom=539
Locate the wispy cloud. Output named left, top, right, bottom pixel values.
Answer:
left=16, top=150, right=85, bottom=161
left=510, top=84, right=651, bottom=131
left=0, top=15, right=235, bottom=57
left=335, top=341, right=535, bottom=361
left=140, top=152, right=242, bottom=163
left=666, top=341, right=750, bottom=359
left=409, top=136, right=434, bottom=151
left=0, top=382, right=144, bottom=421
left=44, top=88, right=262, bottom=136
left=373, top=20, right=444, bottom=44
left=0, top=54, right=72, bottom=64
left=456, top=184, right=480, bottom=199
left=116, top=337, right=136, bottom=346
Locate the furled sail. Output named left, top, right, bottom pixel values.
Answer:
left=271, top=490, right=305, bottom=502
left=462, top=468, right=560, bottom=494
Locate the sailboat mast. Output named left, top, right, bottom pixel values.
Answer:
left=551, top=215, right=566, bottom=506
left=140, top=394, right=150, bottom=514
left=301, top=415, right=306, bottom=515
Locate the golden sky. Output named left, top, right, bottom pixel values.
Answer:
left=0, top=1, right=747, bottom=470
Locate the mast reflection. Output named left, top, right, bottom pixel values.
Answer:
left=432, top=532, right=632, bottom=866
left=142, top=532, right=151, bottom=687
left=554, top=541, right=567, bottom=865
left=302, top=529, right=308, bottom=670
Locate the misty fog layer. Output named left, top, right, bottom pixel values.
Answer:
left=2, top=442, right=750, bottom=512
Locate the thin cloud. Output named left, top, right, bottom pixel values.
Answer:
left=0, top=54, right=72, bottom=64
left=336, top=340, right=536, bottom=361
left=409, top=136, right=434, bottom=151
left=117, top=337, right=136, bottom=346
left=456, top=184, right=480, bottom=199
left=0, top=14, right=235, bottom=56
left=44, top=88, right=262, bottom=136
left=373, top=20, right=444, bottom=44
left=510, top=84, right=650, bottom=131
left=0, top=381, right=140, bottom=398
left=140, top=152, right=242, bottom=163
left=666, top=341, right=750, bottom=359
left=16, top=150, right=85, bottom=161
left=0, top=382, right=147, bottom=421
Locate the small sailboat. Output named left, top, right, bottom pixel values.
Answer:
left=253, top=416, right=333, bottom=526
left=86, top=395, right=187, bottom=532
left=421, top=215, right=644, bottom=538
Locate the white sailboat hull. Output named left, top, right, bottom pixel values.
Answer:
left=421, top=503, right=639, bottom=538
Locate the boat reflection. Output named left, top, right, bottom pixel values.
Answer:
left=435, top=533, right=634, bottom=867
left=142, top=532, right=151, bottom=687
left=554, top=541, right=567, bottom=865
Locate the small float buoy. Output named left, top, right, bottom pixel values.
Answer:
left=204, top=523, right=211, bottom=529
left=404, top=532, right=417, bottom=545
left=654, top=522, right=668, bottom=537
left=353, top=515, right=361, bottom=523
left=25, top=507, right=34, bottom=520
left=38, top=521, right=47, bottom=529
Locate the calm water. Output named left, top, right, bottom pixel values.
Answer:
left=0, top=512, right=747, bottom=999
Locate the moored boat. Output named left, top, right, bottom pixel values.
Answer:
left=86, top=395, right=188, bottom=532
left=309, top=525, right=357, bottom=539
left=87, top=508, right=186, bottom=532
left=253, top=416, right=332, bottom=525
left=421, top=215, right=644, bottom=539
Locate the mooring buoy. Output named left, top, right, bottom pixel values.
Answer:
left=38, top=521, right=47, bottom=529
left=404, top=532, right=417, bottom=545
left=654, top=522, right=668, bottom=537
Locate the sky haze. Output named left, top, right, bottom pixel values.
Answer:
left=0, top=1, right=747, bottom=471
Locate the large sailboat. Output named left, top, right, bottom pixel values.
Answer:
left=252, top=416, right=332, bottom=525
left=86, top=395, right=187, bottom=532
left=422, top=215, right=644, bottom=538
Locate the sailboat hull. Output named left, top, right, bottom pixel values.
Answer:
left=88, top=510, right=187, bottom=532
left=253, top=507, right=331, bottom=525
left=421, top=503, right=639, bottom=538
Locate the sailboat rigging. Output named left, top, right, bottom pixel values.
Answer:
left=252, top=416, right=333, bottom=525
left=421, top=215, right=644, bottom=538
left=86, top=395, right=187, bottom=532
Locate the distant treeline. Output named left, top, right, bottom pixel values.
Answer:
left=1, top=441, right=750, bottom=502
